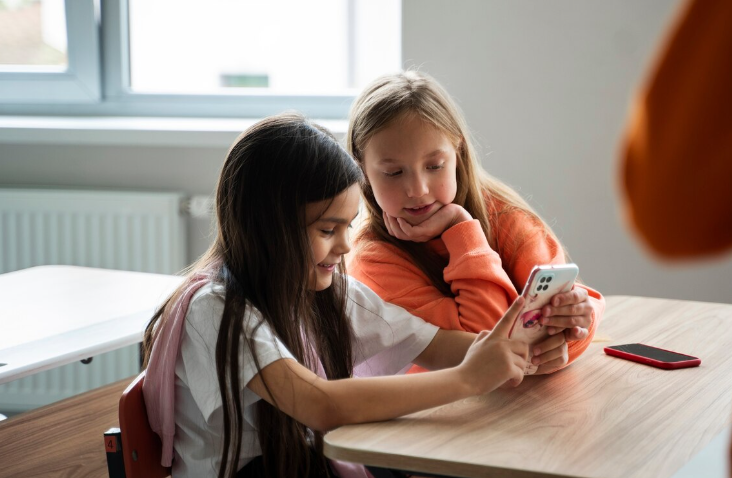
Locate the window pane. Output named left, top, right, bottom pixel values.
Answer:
left=128, top=0, right=400, bottom=95
left=0, top=0, right=67, bottom=69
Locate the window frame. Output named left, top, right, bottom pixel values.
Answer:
left=0, top=0, right=101, bottom=104
left=0, top=0, right=374, bottom=120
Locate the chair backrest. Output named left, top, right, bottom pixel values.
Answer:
left=118, top=371, right=171, bottom=478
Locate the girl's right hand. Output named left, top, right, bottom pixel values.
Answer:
left=383, top=203, right=472, bottom=242
left=459, top=297, right=529, bottom=395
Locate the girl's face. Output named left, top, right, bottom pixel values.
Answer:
left=362, top=114, right=458, bottom=226
left=305, top=184, right=361, bottom=291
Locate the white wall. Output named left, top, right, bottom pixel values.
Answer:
left=1, top=0, right=729, bottom=303
left=402, top=0, right=731, bottom=303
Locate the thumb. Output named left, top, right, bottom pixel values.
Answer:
left=491, top=296, right=525, bottom=338
left=396, top=217, right=413, bottom=232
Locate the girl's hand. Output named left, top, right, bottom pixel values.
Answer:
left=383, top=203, right=472, bottom=242
left=540, top=287, right=592, bottom=342
left=531, top=332, right=569, bottom=374
left=459, top=297, right=529, bottom=394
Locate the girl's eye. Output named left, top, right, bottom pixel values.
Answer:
left=321, top=229, right=335, bottom=236
left=427, top=163, right=445, bottom=171
left=383, top=170, right=402, bottom=177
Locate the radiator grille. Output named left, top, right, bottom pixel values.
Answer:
left=0, top=188, right=187, bottom=413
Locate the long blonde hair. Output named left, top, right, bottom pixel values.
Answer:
left=348, top=70, right=562, bottom=294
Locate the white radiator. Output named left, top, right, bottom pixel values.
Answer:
left=0, top=188, right=187, bottom=413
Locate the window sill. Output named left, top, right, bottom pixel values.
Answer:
left=0, top=116, right=349, bottom=148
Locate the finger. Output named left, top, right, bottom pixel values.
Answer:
left=476, top=330, right=490, bottom=340
left=536, top=359, right=565, bottom=375
left=504, top=364, right=525, bottom=388
left=532, top=333, right=565, bottom=356
left=396, top=218, right=432, bottom=242
left=491, top=296, right=526, bottom=338
left=543, top=301, right=591, bottom=319
left=532, top=342, right=567, bottom=365
left=564, top=326, right=589, bottom=342
left=385, top=214, right=409, bottom=240
left=395, top=217, right=419, bottom=240
left=545, top=314, right=592, bottom=332
left=383, top=211, right=394, bottom=236
left=551, top=287, right=587, bottom=307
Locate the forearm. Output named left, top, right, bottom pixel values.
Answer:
left=413, top=329, right=475, bottom=370
left=442, top=220, right=517, bottom=332
left=318, top=367, right=473, bottom=430
left=250, top=358, right=473, bottom=433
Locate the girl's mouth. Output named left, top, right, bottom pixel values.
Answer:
left=404, top=203, right=434, bottom=216
left=318, top=263, right=336, bottom=272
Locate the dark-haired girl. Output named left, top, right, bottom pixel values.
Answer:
left=142, top=113, right=529, bottom=478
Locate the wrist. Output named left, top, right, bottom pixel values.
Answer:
left=452, top=363, right=482, bottom=397
left=450, top=206, right=473, bottom=228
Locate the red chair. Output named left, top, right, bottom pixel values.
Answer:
left=118, top=371, right=171, bottom=478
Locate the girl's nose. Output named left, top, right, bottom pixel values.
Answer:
left=335, top=233, right=352, bottom=256
left=406, top=173, right=428, bottom=198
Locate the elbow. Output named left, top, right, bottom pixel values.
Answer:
left=304, top=398, right=347, bottom=433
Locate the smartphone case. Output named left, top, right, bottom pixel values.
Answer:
left=509, top=263, right=579, bottom=375
left=604, top=344, right=701, bottom=370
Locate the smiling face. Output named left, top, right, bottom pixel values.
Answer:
left=305, top=184, right=361, bottom=291
left=361, top=113, right=459, bottom=226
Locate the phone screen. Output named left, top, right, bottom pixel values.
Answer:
left=607, top=343, right=696, bottom=363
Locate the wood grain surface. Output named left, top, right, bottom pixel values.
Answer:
left=324, top=295, right=732, bottom=478
left=0, top=377, right=133, bottom=478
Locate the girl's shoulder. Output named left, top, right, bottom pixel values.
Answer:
left=484, top=192, right=544, bottom=232
left=184, top=282, right=263, bottom=332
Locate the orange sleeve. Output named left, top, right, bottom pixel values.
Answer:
left=348, top=220, right=517, bottom=335
left=621, top=0, right=732, bottom=258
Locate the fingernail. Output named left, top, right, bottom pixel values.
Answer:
left=533, top=347, right=541, bottom=356
left=532, top=357, right=540, bottom=365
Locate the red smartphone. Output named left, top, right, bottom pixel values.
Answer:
left=604, top=343, right=701, bottom=370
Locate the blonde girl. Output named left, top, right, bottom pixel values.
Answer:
left=347, top=71, right=605, bottom=374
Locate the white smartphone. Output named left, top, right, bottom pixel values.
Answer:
left=509, top=263, right=579, bottom=374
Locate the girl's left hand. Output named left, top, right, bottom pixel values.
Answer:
left=531, top=332, right=569, bottom=374
left=539, top=287, right=593, bottom=342
left=383, top=203, right=472, bottom=243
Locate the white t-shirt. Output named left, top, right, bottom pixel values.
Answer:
left=172, top=275, right=439, bottom=477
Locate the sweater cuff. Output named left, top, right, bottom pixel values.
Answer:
left=441, top=219, right=491, bottom=254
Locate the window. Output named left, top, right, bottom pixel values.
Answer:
left=0, top=0, right=100, bottom=103
left=0, top=0, right=401, bottom=118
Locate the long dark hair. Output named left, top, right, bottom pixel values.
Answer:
left=144, top=113, right=364, bottom=477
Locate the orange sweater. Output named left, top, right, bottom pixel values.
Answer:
left=622, top=0, right=732, bottom=258
left=348, top=207, right=605, bottom=372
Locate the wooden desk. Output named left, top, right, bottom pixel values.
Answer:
left=0, top=266, right=184, bottom=384
left=324, top=295, right=732, bottom=478
left=0, top=377, right=132, bottom=478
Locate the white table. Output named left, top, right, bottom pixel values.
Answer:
left=0, top=266, right=184, bottom=384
